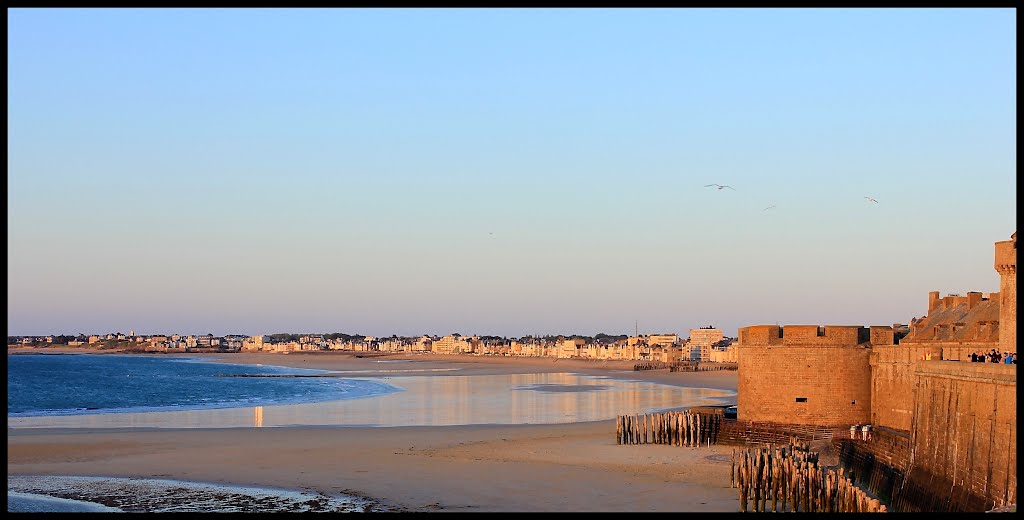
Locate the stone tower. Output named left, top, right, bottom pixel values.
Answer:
left=995, top=231, right=1016, bottom=353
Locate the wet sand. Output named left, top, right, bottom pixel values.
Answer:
left=7, top=351, right=740, bottom=512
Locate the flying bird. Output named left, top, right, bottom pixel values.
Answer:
left=864, top=196, right=879, bottom=204
left=705, top=184, right=736, bottom=191
left=763, top=205, right=776, bottom=211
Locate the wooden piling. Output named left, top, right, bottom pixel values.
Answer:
left=730, top=449, right=735, bottom=488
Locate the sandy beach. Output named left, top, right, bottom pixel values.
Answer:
left=7, top=350, right=740, bottom=512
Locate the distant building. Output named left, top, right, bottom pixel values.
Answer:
left=647, top=334, right=679, bottom=347
left=557, top=338, right=584, bottom=358
left=241, top=335, right=265, bottom=352
left=688, top=327, right=724, bottom=362
left=431, top=335, right=471, bottom=355
left=708, top=339, right=738, bottom=363
left=411, top=336, right=432, bottom=351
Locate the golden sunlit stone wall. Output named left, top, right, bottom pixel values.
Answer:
left=737, top=325, right=874, bottom=426
left=910, top=362, right=1016, bottom=509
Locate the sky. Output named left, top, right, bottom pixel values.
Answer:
left=7, top=8, right=1017, bottom=338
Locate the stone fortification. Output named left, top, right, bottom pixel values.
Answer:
left=733, top=231, right=1016, bottom=511
left=736, top=325, right=884, bottom=426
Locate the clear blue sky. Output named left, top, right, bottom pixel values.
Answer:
left=8, top=8, right=1016, bottom=338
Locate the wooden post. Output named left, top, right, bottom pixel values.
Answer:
left=681, top=413, right=687, bottom=447
left=696, top=413, right=701, bottom=447
left=803, top=466, right=810, bottom=513
left=843, top=476, right=850, bottom=512
left=771, top=455, right=780, bottom=512
left=693, top=413, right=698, bottom=447
left=656, top=413, right=662, bottom=444
left=752, top=449, right=761, bottom=512
left=696, top=413, right=704, bottom=446
left=790, top=461, right=798, bottom=512
left=760, top=453, right=769, bottom=513
left=659, top=409, right=667, bottom=442
left=669, top=413, right=674, bottom=446
left=730, top=449, right=736, bottom=488
left=740, top=472, right=748, bottom=513
left=633, top=414, right=639, bottom=445
left=669, top=413, right=675, bottom=445
left=666, top=412, right=671, bottom=445
left=676, top=413, right=682, bottom=447
left=839, top=474, right=847, bottom=511
left=685, top=413, right=692, bottom=447
left=697, top=413, right=703, bottom=446
left=812, top=467, right=818, bottom=513
left=663, top=413, right=668, bottom=445
left=824, top=471, right=832, bottom=513
left=688, top=413, right=696, bottom=446
left=783, top=454, right=790, bottom=512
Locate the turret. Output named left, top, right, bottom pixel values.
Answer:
left=995, top=232, right=1016, bottom=353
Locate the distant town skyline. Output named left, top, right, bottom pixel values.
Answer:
left=7, top=8, right=1016, bottom=337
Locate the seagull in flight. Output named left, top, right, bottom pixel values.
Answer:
left=763, top=205, right=776, bottom=211
left=705, top=184, right=736, bottom=191
left=864, top=196, right=879, bottom=204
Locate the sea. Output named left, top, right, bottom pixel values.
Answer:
left=7, top=353, right=401, bottom=418
left=7, top=353, right=405, bottom=512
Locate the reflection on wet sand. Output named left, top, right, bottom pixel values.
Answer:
left=7, top=373, right=734, bottom=429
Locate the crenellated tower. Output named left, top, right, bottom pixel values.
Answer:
left=995, top=231, right=1016, bottom=353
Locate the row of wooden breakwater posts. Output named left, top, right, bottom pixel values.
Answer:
left=633, top=362, right=671, bottom=371
left=615, top=410, right=722, bottom=446
left=669, top=362, right=737, bottom=372
left=632, top=361, right=738, bottom=372
left=731, top=442, right=887, bottom=512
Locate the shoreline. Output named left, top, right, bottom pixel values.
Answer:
left=7, top=347, right=741, bottom=391
left=8, top=350, right=740, bottom=512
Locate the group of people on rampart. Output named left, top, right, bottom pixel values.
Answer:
left=969, top=349, right=1016, bottom=364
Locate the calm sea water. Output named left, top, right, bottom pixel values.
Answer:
left=7, top=354, right=401, bottom=417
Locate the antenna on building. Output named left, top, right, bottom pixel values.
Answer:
left=635, top=320, right=638, bottom=337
